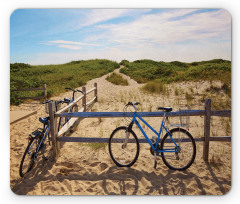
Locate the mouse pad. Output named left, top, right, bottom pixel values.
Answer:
left=10, top=8, right=231, bottom=195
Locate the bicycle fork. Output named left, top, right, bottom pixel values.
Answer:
left=122, top=130, right=130, bottom=149
left=122, top=122, right=134, bottom=149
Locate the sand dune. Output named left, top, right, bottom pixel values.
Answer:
left=10, top=68, right=231, bottom=195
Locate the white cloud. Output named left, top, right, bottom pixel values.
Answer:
left=41, top=39, right=100, bottom=50
left=58, top=44, right=81, bottom=50
left=30, top=9, right=231, bottom=64
left=48, top=40, right=99, bottom=46
left=77, top=9, right=151, bottom=28
left=95, top=9, right=231, bottom=45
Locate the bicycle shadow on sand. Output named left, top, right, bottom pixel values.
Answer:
left=11, top=157, right=230, bottom=195
left=11, top=150, right=56, bottom=195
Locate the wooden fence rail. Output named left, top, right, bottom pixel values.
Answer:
left=11, top=84, right=47, bottom=100
left=49, top=90, right=231, bottom=162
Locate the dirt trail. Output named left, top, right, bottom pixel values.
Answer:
left=10, top=67, right=231, bottom=195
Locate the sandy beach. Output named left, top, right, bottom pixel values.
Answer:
left=10, top=69, right=231, bottom=195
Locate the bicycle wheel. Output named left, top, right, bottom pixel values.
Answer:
left=19, top=138, right=38, bottom=177
left=58, top=117, right=66, bottom=132
left=109, top=126, right=139, bottom=167
left=161, top=128, right=196, bottom=171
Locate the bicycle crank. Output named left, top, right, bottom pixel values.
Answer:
left=150, top=143, right=161, bottom=156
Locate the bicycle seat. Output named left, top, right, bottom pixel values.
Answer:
left=64, top=98, right=71, bottom=103
left=39, top=117, right=49, bottom=125
left=158, top=107, right=172, bottom=112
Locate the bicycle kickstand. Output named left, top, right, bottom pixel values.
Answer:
left=154, top=152, right=157, bottom=169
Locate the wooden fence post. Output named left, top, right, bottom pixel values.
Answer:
left=82, top=86, right=86, bottom=112
left=49, top=101, right=59, bottom=160
left=94, top=82, right=97, bottom=102
left=203, top=98, right=211, bottom=162
left=44, top=84, right=47, bottom=100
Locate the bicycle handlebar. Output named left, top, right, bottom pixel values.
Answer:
left=42, top=99, right=69, bottom=105
left=65, top=87, right=84, bottom=94
left=126, top=102, right=140, bottom=111
left=126, top=101, right=140, bottom=106
left=65, top=87, right=74, bottom=91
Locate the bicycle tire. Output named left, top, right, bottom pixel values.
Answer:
left=58, top=117, right=66, bottom=132
left=109, top=126, right=139, bottom=167
left=161, top=128, right=196, bottom=171
left=19, top=138, right=38, bottom=177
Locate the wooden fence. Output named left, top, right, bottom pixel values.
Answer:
left=48, top=85, right=231, bottom=162
left=48, top=83, right=97, bottom=158
left=11, top=84, right=47, bottom=100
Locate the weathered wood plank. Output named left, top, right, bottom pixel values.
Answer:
left=86, top=87, right=96, bottom=95
left=58, top=107, right=84, bottom=136
left=56, top=94, right=84, bottom=114
left=57, top=137, right=205, bottom=143
left=10, top=110, right=37, bottom=124
left=211, top=110, right=231, bottom=117
left=82, top=87, right=86, bottom=112
left=203, top=99, right=211, bottom=162
left=57, top=136, right=230, bottom=143
left=209, top=136, right=231, bottom=142
left=18, top=96, right=44, bottom=100
left=11, top=88, right=45, bottom=91
left=44, top=84, right=47, bottom=99
left=94, top=82, right=97, bottom=102
left=55, top=110, right=206, bottom=118
left=86, top=96, right=96, bottom=106
left=49, top=102, right=59, bottom=159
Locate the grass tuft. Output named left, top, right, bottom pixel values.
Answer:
left=142, top=81, right=167, bottom=94
left=106, top=72, right=129, bottom=86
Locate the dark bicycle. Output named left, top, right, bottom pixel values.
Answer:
left=58, top=88, right=84, bottom=133
left=19, top=99, right=66, bottom=177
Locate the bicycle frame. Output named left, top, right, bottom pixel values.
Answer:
left=31, top=121, right=51, bottom=155
left=130, top=111, right=179, bottom=153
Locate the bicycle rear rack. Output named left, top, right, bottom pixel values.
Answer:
left=29, top=129, right=43, bottom=138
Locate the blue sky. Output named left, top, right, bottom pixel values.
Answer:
left=10, top=9, right=231, bottom=65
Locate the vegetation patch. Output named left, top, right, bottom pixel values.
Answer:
left=106, top=72, right=129, bottom=86
left=120, top=59, right=231, bottom=86
left=120, top=58, right=231, bottom=106
left=10, top=59, right=119, bottom=105
left=142, top=81, right=167, bottom=94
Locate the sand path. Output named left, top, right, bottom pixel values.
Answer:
left=10, top=67, right=231, bottom=195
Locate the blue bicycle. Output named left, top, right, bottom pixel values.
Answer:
left=108, top=102, right=196, bottom=170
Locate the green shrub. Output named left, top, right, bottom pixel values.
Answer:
left=120, top=59, right=231, bottom=88
left=106, top=72, right=129, bottom=86
left=142, top=81, right=167, bottom=94
left=119, top=60, right=129, bottom=66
